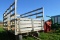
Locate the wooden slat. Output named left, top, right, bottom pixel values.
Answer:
left=4, top=19, right=8, bottom=21
left=4, top=22, right=7, bottom=23
left=18, top=28, right=32, bottom=33
left=4, top=11, right=7, bottom=14
left=11, top=23, right=15, bottom=25
left=11, top=25, right=15, bottom=27
left=20, top=18, right=31, bottom=20
left=10, top=16, right=15, bottom=19
left=33, top=24, right=42, bottom=27
left=20, top=21, right=31, bottom=24
left=4, top=14, right=7, bottom=17
left=20, top=23, right=32, bottom=25
left=21, top=12, right=43, bottom=18
left=34, top=27, right=42, bottom=31
left=19, top=24, right=32, bottom=28
left=20, top=7, right=43, bottom=16
left=33, top=19, right=40, bottom=21
left=7, top=8, right=15, bottom=14
left=4, top=18, right=7, bottom=20
left=4, top=16, right=7, bottom=19
left=4, top=25, right=8, bottom=27
left=4, top=20, right=7, bottom=22
left=10, top=19, right=16, bottom=22
left=3, top=2, right=15, bottom=17
left=36, top=16, right=43, bottom=18
left=5, top=13, right=9, bottom=17
left=7, top=7, right=10, bottom=11
left=3, top=13, right=7, bottom=16
left=10, top=2, right=15, bottom=7
left=10, top=13, right=15, bottom=17
left=3, top=27, right=8, bottom=29
left=4, top=8, right=15, bottom=17
left=33, top=21, right=41, bottom=23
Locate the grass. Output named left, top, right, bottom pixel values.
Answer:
left=40, top=32, right=60, bottom=40
left=23, top=32, right=60, bottom=40
left=0, top=26, right=60, bottom=40
left=23, top=30, right=60, bottom=40
left=0, top=26, right=15, bottom=40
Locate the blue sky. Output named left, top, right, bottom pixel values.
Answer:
left=0, top=0, right=60, bottom=21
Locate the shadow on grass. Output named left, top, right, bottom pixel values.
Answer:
left=0, top=31, right=15, bottom=40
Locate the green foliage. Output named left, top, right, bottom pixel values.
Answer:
left=51, top=23, right=60, bottom=30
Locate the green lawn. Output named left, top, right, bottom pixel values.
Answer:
left=40, top=32, right=60, bottom=40
left=23, top=32, right=60, bottom=40
left=0, top=26, right=15, bottom=40
left=23, top=30, right=60, bottom=40
left=0, top=26, right=60, bottom=40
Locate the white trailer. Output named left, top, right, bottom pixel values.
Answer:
left=3, top=0, right=44, bottom=40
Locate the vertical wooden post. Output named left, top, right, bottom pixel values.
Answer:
left=31, top=18, right=34, bottom=32
left=15, top=0, right=17, bottom=35
left=10, top=7, right=12, bottom=30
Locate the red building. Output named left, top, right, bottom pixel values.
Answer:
left=44, top=19, right=52, bottom=32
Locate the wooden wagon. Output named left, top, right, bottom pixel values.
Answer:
left=3, top=0, right=44, bottom=40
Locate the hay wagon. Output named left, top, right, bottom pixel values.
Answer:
left=3, top=0, right=44, bottom=40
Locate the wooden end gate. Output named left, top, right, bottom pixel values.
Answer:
left=3, top=0, right=44, bottom=40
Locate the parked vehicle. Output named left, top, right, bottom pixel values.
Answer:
left=51, top=15, right=60, bottom=24
left=3, top=0, right=44, bottom=40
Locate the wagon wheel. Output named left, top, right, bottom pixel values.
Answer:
left=15, top=35, right=23, bottom=40
left=31, top=32, right=41, bottom=40
left=32, top=32, right=39, bottom=37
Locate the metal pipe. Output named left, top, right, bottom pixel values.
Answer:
left=43, top=7, right=44, bottom=20
left=15, top=0, right=17, bottom=35
left=42, top=7, right=44, bottom=30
